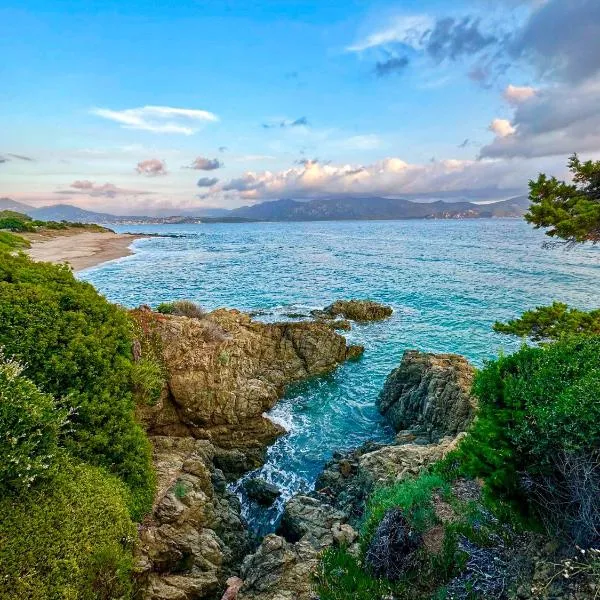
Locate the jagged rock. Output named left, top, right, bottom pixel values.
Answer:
left=136, top=436, right=251, bottom=600
left=365, top=507, right=422, bottom=581
left=244, top=478, right=281, bottom=506
left=377, top=350, right=476, bottom=441
left=277, top=495, right=347, bottom=546
left=237, top=535, right=319, bottom=600
left=134, top=308, right=356, bottom=453
left=315, top=436, right=463, bottom=526
left=315, top=299, right=393, bottom=322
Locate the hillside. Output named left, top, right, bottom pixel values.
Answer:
left=229, top=195, right=530, bottom=221
left=0, top=195, right=530, bottom=224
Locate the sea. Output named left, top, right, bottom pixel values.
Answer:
left=79, top=219, right=600, bottom=534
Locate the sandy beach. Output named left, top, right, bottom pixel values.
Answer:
left=25, top=230, right=145, bottom=272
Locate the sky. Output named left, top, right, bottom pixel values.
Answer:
left=1, top=0, right=599, bottom=214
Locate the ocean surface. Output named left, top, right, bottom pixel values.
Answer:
left=79, top=219, right=600, bottom=534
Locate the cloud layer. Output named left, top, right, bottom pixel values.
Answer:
left=91, top=105, right=218, bottom=135
left=186, top=156, right=223, bottom=170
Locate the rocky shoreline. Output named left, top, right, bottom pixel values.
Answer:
left=128, top=299, right=486, bottom=600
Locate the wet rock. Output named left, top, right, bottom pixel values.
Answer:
left=365, top=507, right=422, bottom=581
left=346, top=344, right=365, bottom=360
left=244, top=478, right=281, bottom=506
left=377, top=350, right=476, bottom=441
left=319, top=299, right=393, bottom=322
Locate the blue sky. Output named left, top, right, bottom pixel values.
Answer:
left=1, top=0, right=599, bottom=214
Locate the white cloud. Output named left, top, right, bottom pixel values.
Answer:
left=482, top=76, right=600, bottom=158
left=346, top=15, right=433, bottom=52
left=217, top=155, right=538, bottom=201
left=91, top=105, right=219, bottom=135
left=504, top=84, right=537, bottom=104
left=489, top=118, right=516, bottom=137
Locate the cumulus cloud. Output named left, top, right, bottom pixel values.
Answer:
left=374, top=55, right=409, bottom=77
left=504, top=84, right=537, bottom=104
left=482, top=76, right=600, bottom=158
left=91, top=105, right=218, bottom=135
left=216, top=156, right=536, bottom=201
left=136, top=158, right=167, bottom=176
left=57, top=181, right=153, bottom=198
left=197, top=177, right=219, bottom=187
left=489, top=118, right=516, bottom=138
left=186, top=156, right=223, bottom=170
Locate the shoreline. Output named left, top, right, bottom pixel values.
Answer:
left=25, top=230, right=146, bottom=272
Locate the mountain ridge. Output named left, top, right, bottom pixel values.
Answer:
left=0, top=195, right=530, bottom=224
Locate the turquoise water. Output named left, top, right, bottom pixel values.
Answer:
left=80, top=219, right=600, bottom=533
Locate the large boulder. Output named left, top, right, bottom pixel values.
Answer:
left=134, top=308, right=361, bottom=458
left=377, top=350, right=476, bottom=441
left=243, top=478, right=281, bottom=506
left=319, top=299, right=393, bottom=322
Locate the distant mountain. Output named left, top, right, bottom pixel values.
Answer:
left=28, top=204, right=124, bottom=223
left=0, top=195, right=531, bottom=225
left=228, top=195, right=531, bottom=222
left=0, top=197, right=34, bottom=213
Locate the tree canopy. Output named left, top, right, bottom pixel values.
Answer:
left=526, top=154, right=600, bottom=246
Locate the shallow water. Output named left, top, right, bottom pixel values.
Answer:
left=80, top=219, right=600, bottom=534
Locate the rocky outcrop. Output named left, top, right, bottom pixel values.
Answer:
left=134, top=307, right=362, bottom=468
left=377, top=350, right=476, bottom=441
left=316, top=299, right=393, bottom=322
left=133, top=307, right=364, bottom=600
left=136, top=436, right=250, bottom=600
left=234, top=350, right=477, bottom=600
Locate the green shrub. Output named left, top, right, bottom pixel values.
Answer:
left=457, top=337, right=600, bottom=543
left=0, top=354, right=70, bottom=492
left=156, top=302, right=175, bottom=314
left=157, top=299, right=205, bottom=319
left=362, top=474, right=450, bottom=544
left=0, top=231, right=29, bottom=252
left=130, top=357, right=164, bottom=406
left=0, top=211, right=36, bottom=233
left=0, top=252, right=155, bottom=520
left=0, top=460, right=135, bottom=600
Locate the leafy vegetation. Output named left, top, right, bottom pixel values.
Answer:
left=526, top=153, right=600, bottom=245
left=0, top=231, right=30, bottom=252
left=494, top=301, right=600, bottom=341
left=0, top=460, right=135, bottom=600
left=156, top=299, right=206, bottom=319
left=457, top=337, right=600, bottom=545
left=0, top=354, right=70, bottom=493
left=0, top=210, right=105, bottom=234
left=0, top=251, right=155, bottom=520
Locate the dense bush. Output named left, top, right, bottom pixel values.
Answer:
left=494, top=301, right=600, bottom=341
left=457, top=337, right=600, bottom=545
left=0, top=460, right=136, bottom=600
left=0, top=231, right=30, bottom=253
left=156, top=299, right=206, bottom=319
left=0, top=211, right=35, bottom=232
left=0, top=355, right=70, bottom=493
left=0, top=252, right=155, bottom=519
